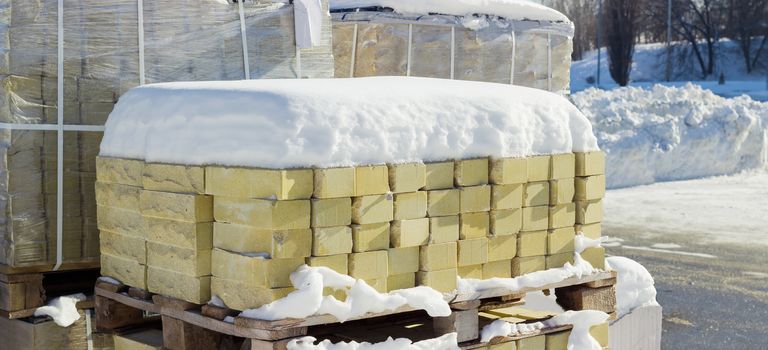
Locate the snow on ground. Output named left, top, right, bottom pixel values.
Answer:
left=572, top=84, right=768, bottom=188
left=604, top=171, right=768, bottom=246
left=101, top=77, right=598, bottom=168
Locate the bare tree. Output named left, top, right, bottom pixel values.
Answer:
left=726, top=0, right=768, bottom=73
left=673, top=0, right=728, bottom=78
left=603, top=0, right=640, bottom=85
left=549, top=0, right=599, bottom=60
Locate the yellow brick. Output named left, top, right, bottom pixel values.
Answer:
left=352, top=194, right=394, bottom=224
left=311, top=197, right=352, bottom=228
left=549, top=178, right=575, bottom=205
left=516, top=335, right=545, bottom=350
left=365, top=278, right=388, bottom=293
left=96, top=156, right=143, bottom=186
left=457, top=238, right=488, bottom=267
left=95, top=182, right=140, bottom=210
left=390, top=218, right=429, bottom=248
left=522, top=206, right=549, bottom=231
left=549, top=203, right=576, bottom=229
left=581, top=246, right=606, bottom=269
left=576, top=200, right=603, bottom=224
left=306, top=254, right=348, bottom=274
left=147, top=267, right=210, bottom=304
left=455, top=158, right=489, bottom=186
left=512, top=256, right=546, bottom=277
left=457, top=264, right=483, bottom=279
left=314, top=167, right=355, bottom=199
left=142, top=163, right=205, bottom=194
left=492, top=184, right=523, bottom=210
left=101, top=253, right=146, bottom=289
left=388, top=163, right=426, bottom=193
left=490, top=209, right=522, bottom=236
left=460, top=185, right=491, bottom=213
left=419, top=242, right=457, bottom=271
left=483, top=260, right=511, bottom=279
left=417, top=268, right=457, bottom=292
left=546, top=252, right=574, bottom=269
left=488, top=235, right=518, bottom=262
left=517, top=230, right=547, bottom=258
left=146, top=218, right=212, bottom=250
left=352, top=222, right=390, bottom=252
left=548, top=227, right=576, bottom=255
left=211, top=248, right=304, bottom=288
left=575, top=152, right=605, bottom=177
left=488, top=340, right=517, bottom=350
left=575, top=223, right=602, bottom=240
left=427, top=189, right=460, bottom=217
left=355, top=165, right=390, bottom=196
left=140, top=191, right=213, bottom=222
left=97, top=206, right=145, bottom=237
left=349, top=250, right=388, bottom=279
left=460, top=212, right=490, bottom=239
left=523, top=182, right=550, bottom=207
left=589, top=322, right=610, bottom=348
left=146, top=242, right=211, bottom=277
left=545, top=330, right=571, bottom=350
left=313, top=226, right=353, bottom=256
left=527, top=155, right=551, bottom=182
left=490, top=157, right=527, bottom=185
left=575, top=175, right=606, bottom=201
left=429, top=216, right=459, bottom=244
left=425, top=162, right=454, bottom=190
left=211, top=277, right=293, bottom=311
left=551, top=153, right=575, bottom=180
left=388, top=246, right=420, bottom=275
left=387, top=273, right=415, bottom=291
left=213, top=223, right=311, bottom=258
left=100, top=230, right=147, bottom=264
left=394, top=191, right=427, bottom=220
left=214, top=197, right=310, bottom=229
left=205, top=167, right=313, bottom=200
left=114, top=329, right=163, bottom=350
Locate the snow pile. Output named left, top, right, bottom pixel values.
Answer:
left=34, top=293, right=87, bottom=327
left=329, top=0, right=570, bottom=23
left=101, top=77, right=598, bottom=169
left=480, top=319, right=545, bottom=342
left=287, top=333, right=459, bottom=350
left=605, top=257, right=659, bottom=317
left=572, top=84, right=768, bottom=188
left=480, top=310, right=609, bottom=350
left=240, top=265, right=451, bottom=322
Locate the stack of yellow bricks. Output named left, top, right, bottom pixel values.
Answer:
left=95, top=152, right=606, bottom=309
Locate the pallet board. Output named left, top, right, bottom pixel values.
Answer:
left=0, top=267, right=101, bottom=319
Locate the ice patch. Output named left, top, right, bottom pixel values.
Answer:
left=600, top=236, right=624, bottom=247
left=621, top=245, right=717, bottom=259
left=650, top=243, right=681, bottom=249
left=34, top=293, right=87, bottom=327
left=605, top=257, right=659, bottom=317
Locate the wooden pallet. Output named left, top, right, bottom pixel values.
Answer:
left=0, top=265, right=101, bottom=319
left=95, top=271, right=616, bottom=350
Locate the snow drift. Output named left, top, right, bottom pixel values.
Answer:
left=573, top=84, right=768, bottom=188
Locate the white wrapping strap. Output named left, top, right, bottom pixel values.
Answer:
left=238, top=0, right=251, bottom=79
left=0, top=123, right=106, bottom=132
left=55, top=0, right=64, bottom=271
left=138, top=0, right=146, bottom=85
left=547, top=33, right=552, bottom=92
left=510, top=31, right=516, bottom=85
left=406, top=24, right=413, bottom=76
left=86, top=309, right=94, bottom=350
left=450, top=26, right=455, bottom=80
left=349, top=23, right=358, bottom=78
left=296, top=47, right=302, bottom=79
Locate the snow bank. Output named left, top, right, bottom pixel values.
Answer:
left=572, top=84, right=768, bottom=188
left=605, top=257, right=659, bottom=318
left=287, top=333, right=459, bottom=350
left=101, top=77, right=599, bottom=169
left=34, top=293, right=87, bottom=327
left=329, top=0, right=570, bottom=23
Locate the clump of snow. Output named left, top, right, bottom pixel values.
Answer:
left=208, top=295, right=226, bottom=308
left=546, top=310, right=609, bottom=350
left=34, top=293, right=87, bottom=327
left=523, top=290, right=564, bottom=314
left=100, top=77, right=599, bottom=169
left=572, top=83, right=767, bottom=188
left=329, top=0, right=570, bottom=23
left=480, top=320, right=545, bottom=342
left=97, top=276, right=121, bottom=285
left=287, top=333, right=459, bottom=350
left=240, top=265, right=451, bottom=322
left=604, top=257, right=659, bottom=317
left=574, top=234, right=602, bottom=253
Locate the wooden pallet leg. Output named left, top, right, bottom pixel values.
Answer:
left=434, top=300, right=481, bottom=343
left=95, top=294, right=145, bottom=331
left=0, top=274, right=44, bottom=313
left=162, top=315, right=221, bottom=350
left=555, top=283, right=616, bottom=314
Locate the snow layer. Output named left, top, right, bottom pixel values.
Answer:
left=100, top=78, right=599, bottom=168
left=480, top=320, right=545, bottom=342
left=287, top=333, right=459, bottom=350
left=34, top=293, right=87, bottom=327
left=480, top=310, right=609, bottom=350
left=604, top=257, right=659, bottom=318
left=329, top=0, right=570, bottom=23
left=572, top=83, right=768, bottom=188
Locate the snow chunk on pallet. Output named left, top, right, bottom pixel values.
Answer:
left=101, top=77, right=599, bottom=169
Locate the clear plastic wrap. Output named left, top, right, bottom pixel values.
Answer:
left=331, top=11, right=573, bottom=93
left=0, top=0, right=334, bottom=268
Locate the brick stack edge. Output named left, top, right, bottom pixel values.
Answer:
left=95, top=152, right=606, bottom=308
